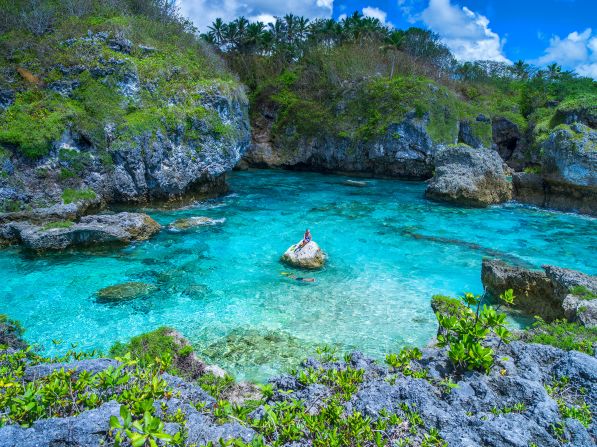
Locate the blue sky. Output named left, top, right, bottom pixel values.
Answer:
left=177, top=0, right=597, bottom=78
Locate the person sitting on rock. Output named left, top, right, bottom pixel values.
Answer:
left=295, top=228, right=312, bottom=252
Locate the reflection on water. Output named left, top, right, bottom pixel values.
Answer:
left=0, top=170, right=595, bottom=381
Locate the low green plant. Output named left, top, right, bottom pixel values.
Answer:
left=385, top=347, right=428, bottom=379
left=545, top=376, right=592, bottom=428
left=522, top=318, right=596, bottom=355
left=435, top=289, right=515, bottom=373
left=110, top=405, right=182, bottom=447
left=61, top=187, right=96, bottom=204
left=569, top=285, right=597, bottom=300
left=42, top=220, right=74, bottom=230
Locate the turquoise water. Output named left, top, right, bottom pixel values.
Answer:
left=0, top=170, right=595, bottom=380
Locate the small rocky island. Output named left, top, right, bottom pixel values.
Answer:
left=281, top=240, right=326, bottom=269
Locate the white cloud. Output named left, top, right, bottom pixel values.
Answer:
left=533, top=28, right=597, bottom=79
left=421, top=0, right=509, bottom=63
left=362, top=6, right=392, bottom=27
left=177, top=0, right=333, bottom=32
left=337, top=13, right=347, bottom=21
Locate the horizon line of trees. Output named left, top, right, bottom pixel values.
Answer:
left=199, top=11, right=586, bottom=86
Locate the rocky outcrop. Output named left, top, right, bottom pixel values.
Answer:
left=425, top=144, right=512, bottom=207
left=271, top=343, right=597, bottom=447
left=0, top=358, right=254, bottom=447
left=482, top=258, right=597, bottom=326
left=513, top=123, right=597, bottom=215
left=281, top=240, right=325, bottom=269
left=244, top=110, right=437, bottom=179
left=0, top=31, right=251, bottom=213
left=0, top=212, right=160, bottom=250
left=492, top=117, right=526, bottom=170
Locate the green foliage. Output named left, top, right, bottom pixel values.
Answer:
left=435, top=290, right=515, bottom=373
left=0, top=353, right=170, bottom=427
left=0, top=90, right=76, bottom=158
left=522, top=318, right=596, bottom=355
left=41, top=220, right=74, bottom=230
left=61, top=187, right=96, bottom=204
left=545, top=376, right=592, bottom=428
left=0, top=2, right=239, bottom=159
left=385, top=347, right=428, bottom=379
left=569, top=285, right=597, bottom=300
left=109, top=327, right=180, bottom=368
left=110, top=405, right=182, bottom=447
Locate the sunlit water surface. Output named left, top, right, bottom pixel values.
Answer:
left=0, top=170, right=595, bottom=380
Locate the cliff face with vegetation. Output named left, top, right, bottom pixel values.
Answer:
left=204, top=14, right=595, bottom=213
left=0, top=0, right=250, bottom=212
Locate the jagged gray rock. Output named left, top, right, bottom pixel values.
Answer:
left=513, top=123, right=597, bottom=216
left=1, top=212, right=160, bottom=250
left=482, top=258, right=597, bottom=326
left=425, top=144, right=512, bottom=207
left=244, top=111, right=437, bottom=179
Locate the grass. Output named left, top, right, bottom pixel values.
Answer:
left=521, top=318, right=597, bottom=355
left=42, top=220, right=74, bottom=230
left=61, top=188, right=96, bottom=204
left=570, top=286, right=597, bottom=300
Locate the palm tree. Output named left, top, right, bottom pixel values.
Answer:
left=512, top=60, right=530, bottom=80
left=546, top=63, right=561, bottom=80
left=208, top=18, right=225, bottom=46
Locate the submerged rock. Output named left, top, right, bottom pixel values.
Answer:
left=281, top=241, right=325, bottom=269
left=4, top=212, right=160, bottom=251
left=168, top=216, right=225, bottom=231
left=96, top=282, right=157, bottom=303
left=342, top=179, right=368, bottom=187
left=425, top=145, right=512, bottom=207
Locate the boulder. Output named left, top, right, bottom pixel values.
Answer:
left=96, top=282, right=157, bottom=303
left=542, top=123, right=597, bottom=188
left=425, top=145, right=512, bottom=207
left=281, top=241, right=325, bottom=269
left=168, top=216, right=225, bottom=231
left=482, top=258, right=597, bottom=326
left=513, top=124, right=597, bottom=216
left=4, top=212, right=160, bottom=251
left=482, top=259, right=561, bottom=319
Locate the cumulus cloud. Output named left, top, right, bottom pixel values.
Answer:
left=177, top=0, right=333, bottom=31
left=421, top=0, right=509, bottom=63
left=362, top=6, right=392, bottom=27
left=533, top=28, right=597, bottom=79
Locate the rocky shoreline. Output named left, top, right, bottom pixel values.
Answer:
left=0, top=281, right=595, bottom=447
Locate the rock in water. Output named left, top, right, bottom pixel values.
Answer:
left=281, top=241, right=325, bottom=269
left=168, top=216, right=225, bottom=231
left=96, top=282, right=157, bottom=302
left=342, top=180, right=368, bottom=187
left=6, top=212, right=160, bottom=251
left=425, top=144, right=512, bottom=207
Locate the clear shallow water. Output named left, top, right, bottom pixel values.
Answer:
left=0, top=170, right=595, bottom=381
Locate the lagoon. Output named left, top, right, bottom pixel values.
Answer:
left=0, top=170, right=595, bottom=380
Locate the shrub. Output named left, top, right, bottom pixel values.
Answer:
left=435, top=289, right=515, bottom=373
